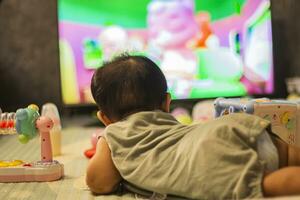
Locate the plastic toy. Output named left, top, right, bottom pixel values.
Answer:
left=41, top=103, right=62, bottom=156
left=0, top=104, right=64, bottom=182
left=214, top=97, right=300, bottom=147
left=84, top=129, right=103, bottom=159
left=171, top=107, right=193, bottom=125
left=83, top=38, right=103, bottom=69
left=192, top=100, right=215, bottom=123
left=286, top=77, right=300, bottom=100
left=0, top=109, right=16, bottom=135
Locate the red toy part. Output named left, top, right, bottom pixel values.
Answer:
left=84, top=148, right=96, bottom=159
left=84, top=129, right=104, bottom=159
left=8, top=120, right=14, bottom=128
left=0, top=121, right=7, bottom=128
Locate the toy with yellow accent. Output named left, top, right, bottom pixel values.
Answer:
left=214, top=98, right=300, bottom=147
left=0, top=104, right=64, bottom=182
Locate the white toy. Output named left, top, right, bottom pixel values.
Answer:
left=214, top=98, right=300, bottom=147
left=42, top=103, right=62, bottom=156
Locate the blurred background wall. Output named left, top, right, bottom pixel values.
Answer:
left=0, top=0, right=61, bottom=112
left=0, top=0, right=299, bottom=112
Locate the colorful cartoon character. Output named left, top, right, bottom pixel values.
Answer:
left=147, top=0, right=197, bottom=50
left=98, top=25, right=128, bottom=61
left=146, top=0, right=199, bottom=98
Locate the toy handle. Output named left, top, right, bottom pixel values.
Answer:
left=36, top=116, right=54, bottom=162
left=40, top=130, right=53, bottom=162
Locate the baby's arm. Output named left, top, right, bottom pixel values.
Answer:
left=263, top=166, right=300, bottom=197
left=86, top=137, right=122, bottom=194
left=262, top=134, right=300, bottom=196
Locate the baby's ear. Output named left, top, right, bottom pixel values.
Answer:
left=97, top=111, right=113, bottom=126
left=162, top=93, right=171, bottom=112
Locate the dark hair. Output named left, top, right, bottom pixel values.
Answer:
left=91, top=54, right=168, bottom=121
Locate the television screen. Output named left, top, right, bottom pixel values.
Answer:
left=57, top=0, right=274, bottom=105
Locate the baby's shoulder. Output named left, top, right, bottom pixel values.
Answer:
left=218, top=113, right=266, bottom=124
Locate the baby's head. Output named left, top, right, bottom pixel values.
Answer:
left=91, top=54, right=170, bottom=124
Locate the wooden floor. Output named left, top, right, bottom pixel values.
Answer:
left=0, top=126, right=135, bottom=200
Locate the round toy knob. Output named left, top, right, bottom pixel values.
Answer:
left=36, top=116, right=54, bottom=132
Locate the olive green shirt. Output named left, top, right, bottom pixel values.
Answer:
left=104, top=111, right=270, bottom=199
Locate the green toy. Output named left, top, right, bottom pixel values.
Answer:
left=15, top=104, right=40, bottom=144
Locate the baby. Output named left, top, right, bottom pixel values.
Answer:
left=86, top=54, right=300, bottom=199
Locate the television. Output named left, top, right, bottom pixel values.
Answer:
left=57, top=0, right=275, bottom=105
